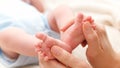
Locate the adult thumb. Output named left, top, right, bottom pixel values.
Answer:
left=82, top=22, right=99, bottom=50
left=51, top=46, right=89, bottom=68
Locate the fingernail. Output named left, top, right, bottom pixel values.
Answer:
left=51, top=46, right=61, bottom=56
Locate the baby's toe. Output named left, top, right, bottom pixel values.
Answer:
left=75, top=13, right=84, bottom=23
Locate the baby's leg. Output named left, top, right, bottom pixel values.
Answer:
left=0, top=28, right=40, bottom=59
left=35, top=33, right=72, bottom=60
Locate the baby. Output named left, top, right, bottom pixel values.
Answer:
left=0, top=0, right=80, bottom=67
left=0, top=0, right=93, bottom=67
left=35, top=13, right=94, bottom=60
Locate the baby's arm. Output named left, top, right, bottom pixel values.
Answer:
left=0, top=27, right=40, bottom=59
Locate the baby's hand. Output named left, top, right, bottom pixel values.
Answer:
left=35, top=33, right=72, bottom=61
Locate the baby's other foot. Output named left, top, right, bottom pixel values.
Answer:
left=61, top=13, right=85, bottom=49
left=35, top=33, right=71, bottom=61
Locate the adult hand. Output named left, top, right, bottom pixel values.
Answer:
left=50, top=46, right=91, bottom=68
left=38, top=46, right=91, bottom=68
left=82, top=22, right=120, bottom=68
left=38, top=51, right=66, bottom=68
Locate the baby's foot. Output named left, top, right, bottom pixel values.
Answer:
left=61, top=13, right=93, bottom=49
left=35, top=33, right=72, bottom=60
left=35, top=13, right=94, bottom=60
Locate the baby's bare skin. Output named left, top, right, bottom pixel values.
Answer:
left=36, top=33, right=71, bottom=60
left=36, top=13, right=93, bottom=60
left=61, top=13, right=85, bottom=49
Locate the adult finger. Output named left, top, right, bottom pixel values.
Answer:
left=51, top=46, right=90, bottom=68
left=92, top=24, right=113, bottom=52
left=38, top=52, right=66, bottom=68
left=60, top=19, right=74, bottom=32
left=82, top=22, right=100, bottom=50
